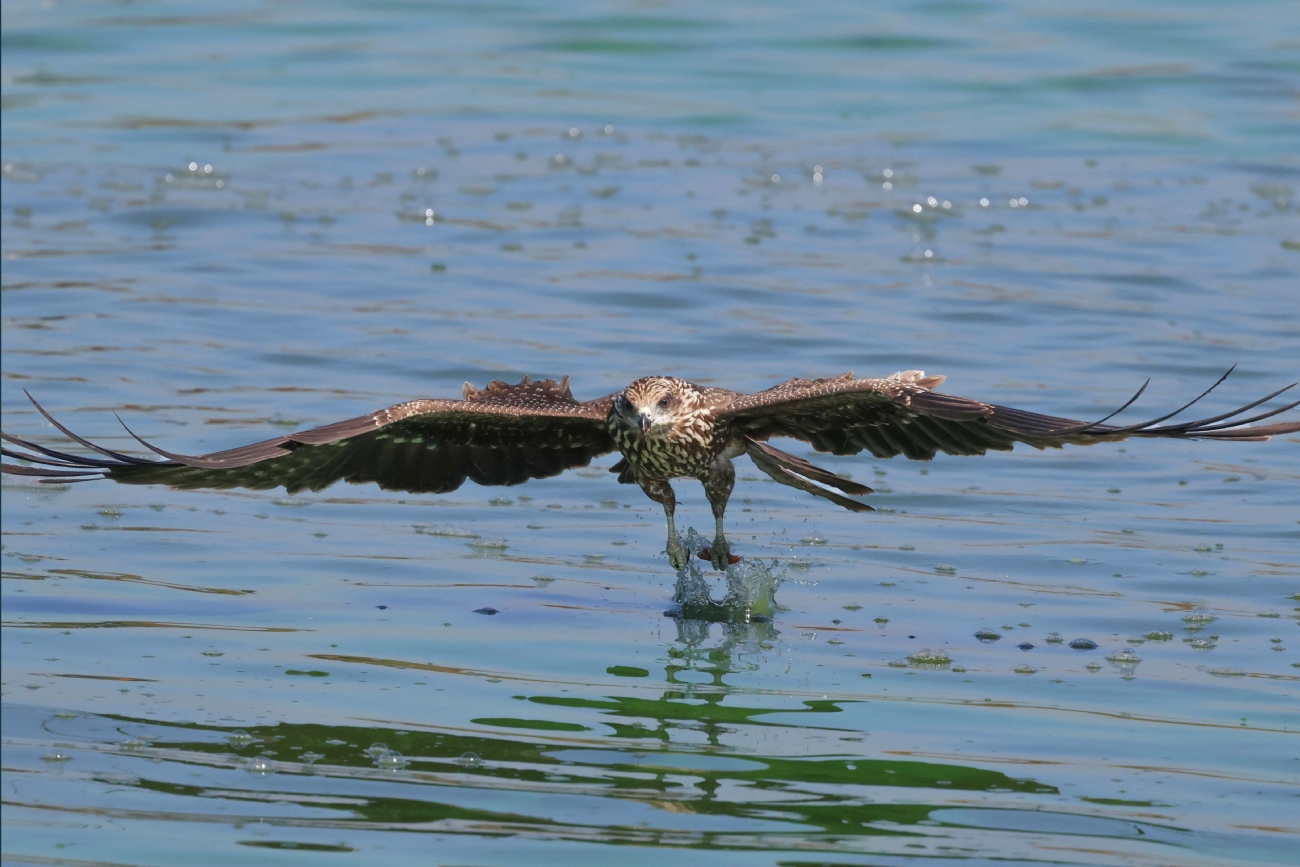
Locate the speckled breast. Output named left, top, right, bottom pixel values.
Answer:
left=608, top=416, right=731, bottom=481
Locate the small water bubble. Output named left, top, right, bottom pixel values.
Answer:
left=41, top=751, right=72, bottom=763
left=1014, top=664, right=1036, bottom=675
left=457, top=751, right=483, bottom=769
left=245, top=756, right=275, bottom=774
left=1085, top=662, right=1102, bottom=672
left=1045, top=632, right=1063, bottom=644
left=365, top=742, right=390, bottom=759
left=189, top=162, right=198, bottom=171
left=1017, top=643, right=1034, bottom=651
left=907, top=648, right=952, bottom=666
left=202, top=651, right=224, bottom=657
left=912, top=203, right=923, bottom=213
left=771, top=173, right=781, bottom=184
left=1144, top=631, right=1173, bottom=641
left=227, top=729, right=256, bottom=748
left=882, top=181, right=892, bottom=190
left=934, top=565, right=956, bottom=575
left=979, top=197, right=989, bottom=207
left=376, top=750, right=408, bottom=770
left=1069, top=638, right=1098, bottom=651
left=325, top=738, right=347, bottom=746
left=974, top=630, right=1001, bottom=643
left=1209, top=667, right=1245, bottom=677
left=53, top=710, right=77, bottom=719
left=120, top=738, right=147, bottom=752
left=1189, top=638, right=1216, bottom=651
left=1183, top=611, right=1216, bottom=625
left=300, top=751, right=323, bottom=765
left=568, top=127, right=580, bottom=138
left=1068, top=557, right=1087, bottom=565
left=468, top=537, right=508, bottom=550
left=1106, top=649, right=1141, bottom=664
left=474, top=607, right=499, bottom=616
left=1018, top=197, right=1028, bottom=205
left=883, top=169, right=894, bottom=178
left=887, top=659, right=908, bottom=668
left=604, top=124, right=614, bottom=135
left=800, top=535, right=826, bottom=545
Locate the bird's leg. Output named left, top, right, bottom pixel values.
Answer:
left=640, top=478, right=688, bottom=570
left=703, top=455, right=736, bottom=570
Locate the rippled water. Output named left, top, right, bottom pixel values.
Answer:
left=3, top=1, right=1298, bottom=864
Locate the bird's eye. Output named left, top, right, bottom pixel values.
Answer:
left=657, top=397, right=671, bottom=408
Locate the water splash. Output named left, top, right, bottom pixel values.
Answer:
left=670, top=528, right=784, bottom=623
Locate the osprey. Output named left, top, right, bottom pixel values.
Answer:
left=4, top=369, right=1296, bottom=570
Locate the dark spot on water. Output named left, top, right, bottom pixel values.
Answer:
left=376, top=605, right=387, bottom=610
left=475, top=607, right=498, bottom=615
left=908, top=635, right=915, bottom=639
left=1070, top=638, right=1099, bottom=651
left=1018, top=643, right=1034, bottom=651
left=975, top=631, right=1001, bottom=643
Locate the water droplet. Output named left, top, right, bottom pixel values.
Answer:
left=120, top=738, right=147, bottom=752
left=457, top=751, right=483, bottom=769
left=1014, top=664, right=1036, bottom=675
left=1018, top=643, right=1034, bottom=651
left=979, top=197, right=989, bottom=206
left=1106, top=649, right=1141, bottom=664
left=975, top=630, right=1001, bottom=643
left=474, top=607, right=498, bottom=615
left=53, top=710, right=77, bottom=719
left=1069, top=638, right=1098, bottom=651
left=1209, top=667, right=1245, bottom=677
left=365, top=742, right=390, bottom=759
left=41, top=751, right=72, bottom=763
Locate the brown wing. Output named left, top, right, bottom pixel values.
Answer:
left=715, top=369, right=1299, bottom=461
left=2, top=377, right=618, bottom=495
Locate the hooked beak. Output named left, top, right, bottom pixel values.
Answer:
left=638, top=412, right=651, bottom=433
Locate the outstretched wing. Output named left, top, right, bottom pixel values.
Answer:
left=716, top=369, right=1299, bottom=461
left=2, top=377, right=618, bottom=494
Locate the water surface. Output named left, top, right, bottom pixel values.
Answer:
left=3, top=1, right=1298, bottom=865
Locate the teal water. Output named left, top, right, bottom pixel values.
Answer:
left=3, top=1, right=1298, bottom=865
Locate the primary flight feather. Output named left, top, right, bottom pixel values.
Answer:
left=4, top=368, right=1296, bottom=570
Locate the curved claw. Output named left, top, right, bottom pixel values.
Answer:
left=666, top=537, right=691, bottom=571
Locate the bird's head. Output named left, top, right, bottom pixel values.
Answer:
left=613, top=377, right=699, bottom=440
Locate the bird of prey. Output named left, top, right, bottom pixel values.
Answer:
left=3, top=369, right=1296, bottom=570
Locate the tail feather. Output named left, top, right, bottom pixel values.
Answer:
left=744, top=437, right=874, bottom=513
